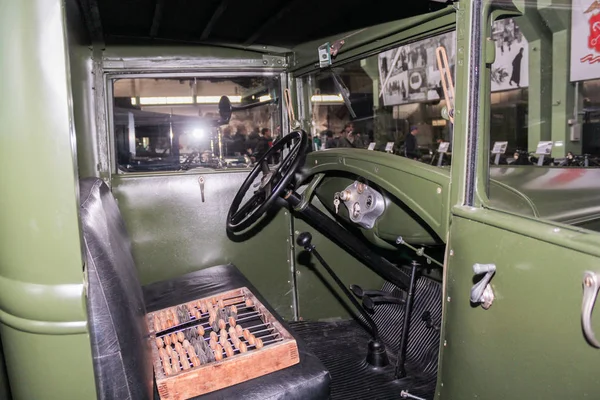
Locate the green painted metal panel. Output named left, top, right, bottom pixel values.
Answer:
left=438, top=208, right=600, bottom=399
left=0, top=0, right=96, bottom=398
left=304, top=149, right=452, bottom=243
left=1, top=326, right=95, bottom=400
left=112, top=171, right=296, bottom=319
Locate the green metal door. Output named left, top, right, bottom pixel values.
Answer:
left=437, top=207, right=600, bottom=399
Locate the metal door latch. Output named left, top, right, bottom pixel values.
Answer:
left=198, top=176, right=205, bottom=202
left=581, top=271, right=600, bottom=348
left=470, top=263, right=496, bottom=309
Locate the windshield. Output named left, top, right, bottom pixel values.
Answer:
left=301, top=30, right=456, bottom=164
left=111, top=75, right=282, bottom=172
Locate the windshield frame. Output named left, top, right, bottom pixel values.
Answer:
left=105, top=70, right=287, bottom=176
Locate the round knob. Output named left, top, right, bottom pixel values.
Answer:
left=296, top=232, right=313, bottom=248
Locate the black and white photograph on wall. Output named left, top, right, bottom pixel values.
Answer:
left=378, top=31, right=456, bottom=106
left=490, top=17, right=529, bottom=91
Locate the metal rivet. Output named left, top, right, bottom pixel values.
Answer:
left=443, top=340, right=447, bottom=347
left=374, top=167, right=379, bottom=173
left=553, top=228, right=560, bottom=233
left=263, top=60, right=268, bottom=65
left=296, top=271, right=301, bottom=275
left=449, top=250, right=454, bottom=256
left=436, top=187, right=442, bottom=194
left=447, top=297, right=451, bottom=302
left=441, top=383, right=444, bottom=387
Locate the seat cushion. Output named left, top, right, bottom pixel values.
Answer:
left=144, top=264, right=331, bottom=400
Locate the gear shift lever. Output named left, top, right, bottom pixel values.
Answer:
left=297, top=231, right=389, bottom=367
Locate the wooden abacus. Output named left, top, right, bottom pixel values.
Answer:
left=148, top=287, right=300, bottom=399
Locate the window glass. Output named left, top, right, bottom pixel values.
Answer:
left=302, top=31, right=456, bottom=166
left=486, top=2, right=600, bottom=233
left=111, top=75, right=281, bottom=172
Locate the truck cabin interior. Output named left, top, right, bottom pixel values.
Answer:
left=64, top=1, right=454, bottom=399
left=15, top=0, right=600, bottom=399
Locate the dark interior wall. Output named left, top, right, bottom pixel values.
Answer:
left=66, top=0, right=99, bottom=178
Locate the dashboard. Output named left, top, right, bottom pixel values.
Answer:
left=301, top=149, right=451, bottom=248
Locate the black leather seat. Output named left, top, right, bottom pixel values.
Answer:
left=79, top=177, right=330, bottom=400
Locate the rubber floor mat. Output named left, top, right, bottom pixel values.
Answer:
left=290, top=319, right=436, bottom=400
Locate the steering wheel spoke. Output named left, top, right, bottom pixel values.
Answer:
left=231, top=192, right=264, bottom=224
left=226, top=130, right=308, bottom=233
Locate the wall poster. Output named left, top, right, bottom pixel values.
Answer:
left=378, top=31, right=456, bottom=106
left=490, top=17, right=529, bottom=91
left=571, top=0, right=600, bottom=81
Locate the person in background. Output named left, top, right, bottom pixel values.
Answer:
left=232, top=125, right=247, bottom=155
left=253, top=128, right=272, bottom=161
left=312, top=132, right=322, bottom=151
left=404, top=125, right=419, bottom=159
left=337, top=128, right=353, bottom=148
left=221, top=126, right=234, bottom=156
left=324, top=130, right=337, bottom=148
left=339, top=122, right=365, bottom=148
left=245, top=128, right=260, bottom=156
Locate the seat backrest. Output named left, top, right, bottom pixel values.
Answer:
left=79, top=177, right=153, bottom=400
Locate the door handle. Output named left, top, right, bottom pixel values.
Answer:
left=198, top=176, right=205, bottom=202
left=470, top=263, right=496, bottom=309
left=581, top=271, right=600, bottom=348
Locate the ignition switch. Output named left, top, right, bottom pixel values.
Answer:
left=352, top=202, right=361, bottom=218
left=339, top=190, right=352, bottom=201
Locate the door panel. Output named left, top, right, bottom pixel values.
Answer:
left=112, top=171, right=294, bottom=319
left=439, top=209, right=600, bottom=399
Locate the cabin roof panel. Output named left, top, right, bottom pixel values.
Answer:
left=78, top=0, right=448, bottom=48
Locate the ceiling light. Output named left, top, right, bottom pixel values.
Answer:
left=311, top=94, right=344, bottom=103
left=196, top=96, right=241, bottom=104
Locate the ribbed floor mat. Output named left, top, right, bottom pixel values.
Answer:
left=290, top=320, right=434, bottom=400
left=290, top=276, right=442, bottom=400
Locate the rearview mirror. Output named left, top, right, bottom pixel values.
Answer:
left=218, top=96, right=232, bottom=125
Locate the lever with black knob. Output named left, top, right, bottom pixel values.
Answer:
left=296, top=231, right=389, bottom=367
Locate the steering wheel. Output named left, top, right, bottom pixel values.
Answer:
left=226, top=130, right=308, bottom=233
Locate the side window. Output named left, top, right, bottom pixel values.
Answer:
left=110, top=75, right=281, bottom=173
left=486, top=3, right=600, bottom=233
left=301, top=31, right=456, bottom=166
